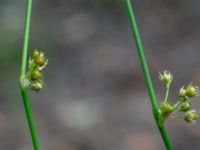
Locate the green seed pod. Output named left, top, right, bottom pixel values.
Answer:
left=35, top=56, right=47, bottom=67
left=184, top=110, right=199, bottom=123
left=185, top=84, right=199, bottom=98
left=33, top=50, right=40, bottom=59
left=31, top=70, right=42, bottom=81
left=179, top=102, right=191, bottom=112
left=31, top=82, right=43, bottom=92
left=161, top=102, right=174, bottom=117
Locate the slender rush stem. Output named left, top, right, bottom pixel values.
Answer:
left=20, top=0, right=40, bottom=149
left=124, top=0, right=173, bottom=150
left=21, top=0, right=32, bottom=79
left=21, top=89, right=40, bottom=150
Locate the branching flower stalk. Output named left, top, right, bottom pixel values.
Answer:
left=20, top=0, right=48, bottom=150
left=124, top=0, right=173, bottom=149
left=159, top=72, right=199, bottom=123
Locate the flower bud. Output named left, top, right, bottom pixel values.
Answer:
left=31, top=70, right=42, bottom=81
left=159, top=70, right=173, bottom=84
left=35, top=55, right=47, bottom=67
left=161, top=102, right=174, bottom=117
left=33, top=49, right=40, bottom=59
left=184, top=110, right=199, bottom=123
left=185, top=84, right=199, bottom=98
left=179, top=87, right=186, bottom=98
left=31, top=82, right=43, bottom=92
left=179, top=102, right=191, bottom=112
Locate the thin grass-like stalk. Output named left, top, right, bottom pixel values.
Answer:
left=20, top=0, right=40, bottom=149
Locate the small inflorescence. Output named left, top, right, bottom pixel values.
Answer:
left=158, top=70, right=199, bottom=123
left=23, top=49, right=48, bottom=92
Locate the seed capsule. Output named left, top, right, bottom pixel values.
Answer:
left=33, top=50, right=40, bottom=59
left=31, top=70, right=42, bottom=81
left=179, top=102, right=191, bottom=112
left=161, top=102, right=174, bottom=117
left=35, top=55, right=47, bottom=67
left=31, top=82, right=43, bottom=92
left=184, top=110, right=199, bottom=123
left=185, top=84, right=199, bottom=98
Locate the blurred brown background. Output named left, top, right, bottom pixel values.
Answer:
left=0, top=0, right=200, bottom=149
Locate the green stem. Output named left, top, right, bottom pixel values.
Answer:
left=164, top=84, right=170, bottom=103
left=173, top=101, right=181, bottom=110
left=21, top=0, right=32, bottom=80
left=124, top=0, right=173, bottom=150
left=20, top=89, right=40, bottom=150
left=20, top=0, right=40, bottom=149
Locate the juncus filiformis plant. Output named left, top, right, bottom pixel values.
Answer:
left=19, top=0, right=48, bottom=149
left=125, top=1, right=173, bottom=149
left=125, top=0, right=199, bottom=149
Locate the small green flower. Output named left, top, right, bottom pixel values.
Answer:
left=184, top=110, right=199, bottom=123
left=35, top=52, right=47, bottom=67
left=31, top=70, right=42, bottom=81
left=179, top=102, right=191, bottom=112
left=31, top=81, right=43, bottom=92
left=179, top=87, right=186, bottom=98
left=161, top=102, right=174, bottom=118
left=185, top=84, right=199, bottom=98
left=33, top=49, right=40, bottom=59
left=159, top=70, right=173, bottom=85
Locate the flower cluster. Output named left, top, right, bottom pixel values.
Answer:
left=159, top=70, right=199, bottom=123
left=26, top=50, right=48, bottom=92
